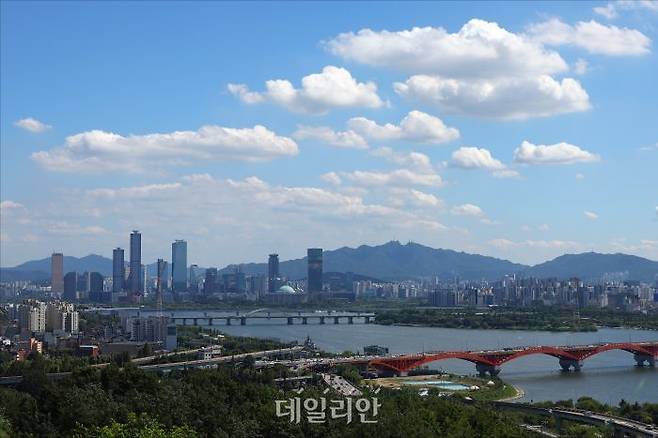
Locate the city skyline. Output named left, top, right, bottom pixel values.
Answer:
left=2, top=2, right=657, bottom=268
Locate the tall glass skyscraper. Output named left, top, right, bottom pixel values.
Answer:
left=51, top=252, right=64, bottom=295
left=112, top=247, right=125, bottom=294
left=171, top=240, right=188, bottom=292
left=307, top=248, right=323, bottom=294
left=268, top=254, right=279, bottom=293
left=129, top=230, right=142, bottom=298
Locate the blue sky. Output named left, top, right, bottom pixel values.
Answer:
left=1, top=1, right=657, bottom=268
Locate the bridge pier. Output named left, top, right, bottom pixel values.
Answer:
left=302, top=317, right=308, bottom=325
left=193, top=318, right=198, bottom=326
left=319, top=316, right=325, bottom=324
left=240, top=317, right=246, bottom=326
left=267, top=312, right=271, bottom=319
left=475, top=363, right=501, bottom=377
left=634, top=354, right=656, bottom=367
left=208, top=318, right=213, bottom=326
left=348, top=316, right=354, bottom=324
left=287, top=317, right=294, bottom=325
left=364, top=316, right=371, bottom=324
left=559, top=358, right=583, bottom=372
left=226, top=318, right=231, bottom=326
left=333, top=316, right=340, bottom=324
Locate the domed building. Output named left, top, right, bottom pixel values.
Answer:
left=277, top=285, right=297, bottom=294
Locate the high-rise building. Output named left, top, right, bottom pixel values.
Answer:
left=63, top=272, right=78, bottom=302
left=171, top=240, right=188, bottom=293
left=112, top=248, right=125, bottom=294
left=89, top=272, right=104, bottom=302
left=268, top=254, right=279, bottom=294
left=128, top=230, right=142, bottom=298
left=204, top=268, right=218, bottom=295
left=307, top=248, right=323, bottom=294
left=156, top=258, right=167, bottom=308
left=51, top=253, right=64, bottom=295
left=189, top=264, right=200, bottom=293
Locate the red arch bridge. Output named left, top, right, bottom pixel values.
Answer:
left=343, top=342, right=658, bottom=377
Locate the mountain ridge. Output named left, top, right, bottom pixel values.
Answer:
left=2, top=241, right=657, bottom=282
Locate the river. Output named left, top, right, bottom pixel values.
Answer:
left=120, top=309, right=658, bottom=404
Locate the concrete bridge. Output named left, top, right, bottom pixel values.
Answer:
left=169, top=311, right=375, bottom=326
left=340, top=341, right=658, bottom=377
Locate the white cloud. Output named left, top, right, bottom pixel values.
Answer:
left=0, top=200, right=25, bottom=210
left=451, top=147, right=504, bottom=170
left=451, top=203, right=484, bottom=217
left=293, top=126, right=367, bottom=149
left=450, top=147, right=520, bottom=178
left=394, top=74, right=590, bottom=120
left=594, top=1, right=658, bottom=19
left=321, top=172, right=342, bottom=185
left=576, top=172, right=585, bottom=180
left=227, top=66, right=384, bottom=114
left=369, top=147, right=433, bottom=173
left=639, top=142, right=658, bottom=151
left=513, top=141, right=600, bottom=165
left=489, top=238, right=579, bottom=249
left=14, top=117, right=52, bottom=133
left=32, top=125, right=298, bottom=173
left=343, top=169, right=443, bottom=188
left=585, top=211, right=599, bottom=220
left=538, top=224, right=550, bottom=231
left=327, top=19, right=568, bottom=77
left=527, top=19, right=651, bottom=56
left=574, top=59, right=589, bottom=75
left=347, top=111, right=459, bottom=144
left=594, top=3, right=619, bottom=18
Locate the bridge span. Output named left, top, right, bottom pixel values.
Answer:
left=168, top=311, right=375, bottom=326
left=339, top=341, right=658, bottom=377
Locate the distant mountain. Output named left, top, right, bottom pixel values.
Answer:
left=522, top=252, right=658, bottom=283
left=220, top=241, right=528, bottom=281
left=4, top=242, right=657, bottom=283
left=1, top=254, right=113, bottom=280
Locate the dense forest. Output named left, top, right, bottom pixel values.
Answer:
left=0, top=360, right=531, bottom=437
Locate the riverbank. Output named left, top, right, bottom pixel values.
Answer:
left=365, top=373, right=522, bottom=401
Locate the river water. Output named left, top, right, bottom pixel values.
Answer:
left=123, top=309, right=658, bottom=404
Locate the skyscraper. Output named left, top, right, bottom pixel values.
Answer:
left=128, top=230, right=142, bottom=298
left=307, top=248, right=323, bottom=294
left=51, top=252, right=64, bottom=295
left=89, top=272, right=104, bottom=302
left=268, top=254, right=279, bottom=294
left=171, top=240, right=188, bottom=293
left=156, top=258, right=167, bottom=309
left=112, top=248, right=125, bottom=294
left=63, top=272, right=78, bottom=302
left=204, top=268, right=218, bottom=295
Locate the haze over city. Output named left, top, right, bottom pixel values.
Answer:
left=2, top=1, right=657, bottom=268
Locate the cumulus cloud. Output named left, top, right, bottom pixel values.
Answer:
left=595, top=1, right=658, bottom=19
left=450, top=147, right=520, bottom=178
left=342, top=169, right=443, bottom=188
left=347, top=111, right=459, bottom=144
left=32, top=125, right=298, bottom=173
left=394, top=74, right=590, bottom=120
left=293, top=126, right=367, bottom=149
left=576, top=173, right=585, bottom=180
left=527, top=19, right=651, bottom=56
left=328, top=19, right=592, bottom=120
left=370, top=147, right=434, bottom=173
left=584, top=211, right=599, bottom=220
left=451, top=203, right=484, bottom=217
left=488, top=238, right=579, bottom=249
left=513, top=141, right=600, bottom=165
left=227, top=66, right=384, bottom=114
left=574, top=59, right=589, bottom=75
left=14, top=117, right=52, bottom=133
left=388, top=188, right=444, bottom=209
left=321, top=172, right=342, bottom=185
left=327, top=19, right=567, bottom=77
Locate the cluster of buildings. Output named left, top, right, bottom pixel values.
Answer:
left=0, top=300, right=80, bottom=361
